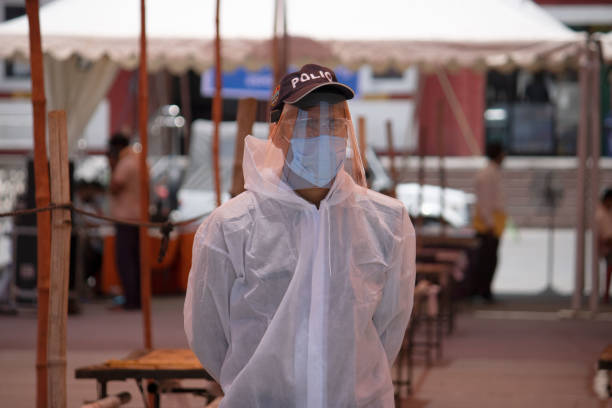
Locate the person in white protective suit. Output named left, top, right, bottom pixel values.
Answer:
left=184, top=64, right=416, bottom=407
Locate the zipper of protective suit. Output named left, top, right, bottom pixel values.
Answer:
left=306, top=203, right=330, bottom=407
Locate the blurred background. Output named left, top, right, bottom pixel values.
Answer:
left=0, top=0, right=611, bottom=407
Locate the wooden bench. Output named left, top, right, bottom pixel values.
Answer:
left=416, top=249, right=466, bottom=334
left=417, top=235, right=479, bottom=250
left=75, top=349, right=214, bottom=408
left=400, top=261, right=454, bottom=376
left=394, top=284, right=428, bottom=398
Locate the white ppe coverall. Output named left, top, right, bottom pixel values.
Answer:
left=184, top=135, right=416, bottom=407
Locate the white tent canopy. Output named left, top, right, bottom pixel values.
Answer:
left=284, top=0, right=585, bottom=72
left=0, top=0, right=274, bottom=73
left=0, top=0, right=585, bottom=154
left=0, top=0, right=585, bottom=73
left=0, top=0, right=274, bottom=154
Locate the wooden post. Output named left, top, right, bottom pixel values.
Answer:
left=212, top=0, right=222, bottom=207
left=138, top=0, right=152, bottom=350
left=386, top=120, right=398, bottom=184
left=436, top=101, right=447, bottom=235
left=590, top=45, right=601, bottom=313
left=573, top=49, right=589, bottom=311
left=358, top=116, right=367, bottom=169
left=179, top=73, right=192, bottom=155
left=417, top=126, right=426, bottom=233
left=229, top=98, right=258, bottom=198
left=25, top=1, right=51, bottom=407
left=47, top=110, right=71, bottom=408
left=272, top=0, right=288, bottom=86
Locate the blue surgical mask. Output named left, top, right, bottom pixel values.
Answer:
left=286, top=135, right=347, bottom=188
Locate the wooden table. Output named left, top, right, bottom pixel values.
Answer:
left=75, top=349, right=214, bottom=408
left=414, top=262, right=455, bottom=363
left=418, top=234, right=479, bottom=250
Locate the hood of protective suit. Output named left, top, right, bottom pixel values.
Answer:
left=185, top=106, right=416, bottom=408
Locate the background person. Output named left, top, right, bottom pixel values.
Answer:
left=473, top=142, right=506, bottom=303
left=595, top=188, right=612, bottom=304
left=184, top=64, right=416, bottom=407
left=107, top=133, right=143, bottom=310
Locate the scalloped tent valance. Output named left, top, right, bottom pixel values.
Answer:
left=0, top=0, right=586, bottom=73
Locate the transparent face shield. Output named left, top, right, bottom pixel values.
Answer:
left=264, top=100, right=367, bottom=191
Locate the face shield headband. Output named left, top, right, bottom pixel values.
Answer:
left=265, top=101, right=367, bottom=191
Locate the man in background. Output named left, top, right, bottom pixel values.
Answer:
left=473, top=142, right=506, bottom=303
left=595, top=188, right=612, bottom=304
left=108, top=133, right=142, bottom=310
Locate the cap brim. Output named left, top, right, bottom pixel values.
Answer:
left=284, top=82, right=355, bottom=105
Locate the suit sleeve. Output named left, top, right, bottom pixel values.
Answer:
left=372, top=208, right=416, bottom=364
left=184, top=218, right=236, bottom=383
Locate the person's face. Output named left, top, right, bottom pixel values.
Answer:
left=603, top=197, right=612, bottom=211
left=271, top=102, right=350, bottom=190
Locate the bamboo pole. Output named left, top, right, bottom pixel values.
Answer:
left=47, top=110, right=71, bottom=408
left=212, top=0, right=222, bottom=207
left=25, top=2, right=51, bottom=407
left=138, top=0, right=152, bottom=350
left=272, top=0, right=288, bottom=86
left=436, top=101, right=446, bottom=235
left=281, top=1, right=288, bottom=79
left=358, top=116, right=367, bottom=169
left=229, top=98, right=258, bottom=198
left=179, top=73, right=192, bottom=155
left=417, top=126, right=425, bottom=234
left=386, top=120, right=398, bottom=184
left=590, top=44, right=601, bottom=313
left=572, top=49, right=590, bottom=311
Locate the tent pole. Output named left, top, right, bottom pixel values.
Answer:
left=435, top=68, right=480, bottom=155
left=436, top=101, right=446, bottom=236
left=25, top=2, right=51, bottom=407
left=358, top=116, right=367, bottom=169
left=47, top=110, right=71, bottom=408
left=179, top=73, right=192, bottom=155
left=212, top=0, right=222, bottom=207
left=386, top=119, right=398, bottom=186
left=272, top=0, right=288, bottom=86
left=417, top=126, right=425, bottom=234
left=572, top=46, right=590, bottom=312
left=138, top=0, right=153, bottom=349
left=414, top=73, right=425, bottom=234
left=589, top=42, right=602, bottom=314
left=281, top=0, right=288, bottom=78
left=229, top=98, right=257, bottom=198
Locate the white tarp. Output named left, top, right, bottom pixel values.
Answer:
left=0, top=0, right=273, bottom=74
left=0, top=0, right=585, bottom=73
left=285, top=0, right=585, bottom=72
left=0, top=0, right=585, bottom=154
left=44, top=55, right=118, bottom=154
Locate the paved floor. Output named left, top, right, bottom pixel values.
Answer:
left=0, top=295, right=611, bottom=407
